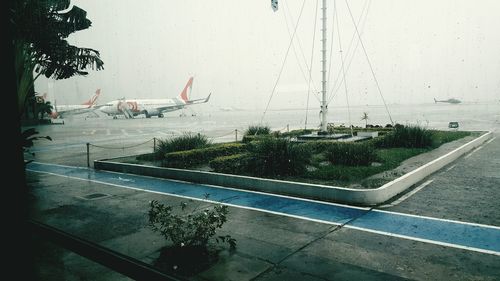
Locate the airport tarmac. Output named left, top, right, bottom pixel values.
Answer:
left=25, top=106, right=500, bottom=280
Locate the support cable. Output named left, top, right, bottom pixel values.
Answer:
left=328, top=0, right=371, bottom=104
left=282, top=1, right=320, bottom=100
left=305, top=0, right=320, bottom=129
left=261, top=0, right=307, bottom=124
left=334, top=0, right=353, bottom=136
left=344, top=0, right=394, bottom=124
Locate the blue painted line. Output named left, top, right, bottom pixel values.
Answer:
left=28, top=162, right=500, bottom=255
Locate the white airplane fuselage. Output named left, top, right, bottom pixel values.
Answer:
left=99, top=98, right=186, bottom=118
left=98, top=77, right=210, bottom=119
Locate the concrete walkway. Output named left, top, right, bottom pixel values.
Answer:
left=28, top=133, right=500, bottom=280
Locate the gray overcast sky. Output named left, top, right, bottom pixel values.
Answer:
left=35, top=0, right=500, bottom=109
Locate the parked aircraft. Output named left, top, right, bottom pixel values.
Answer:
left=434, top=98, right=461, bottom=104
left=98, top=77, right=211, bottom=119
left=45, top=89, right=101, bottom=118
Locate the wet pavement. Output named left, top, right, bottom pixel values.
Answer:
left=26, top=111, right=500, bottom=280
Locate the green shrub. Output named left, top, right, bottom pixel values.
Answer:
left=244, top=125, right=271, bottom=136
left=209, top=153, right=251, bottom=174
left=155, top=133, right=210, bottom=159
left=247, top=138, right=311, bottom=176
left=430, top=130, right=470, bottom=148
left=377, top=125, right=433, bottom=148
left=325, top=142, right=377, bottom=166
left=148, top=197, right=236, bottom=249
left=241, top=134, right=273, bottom=143
left=163, top=143, right=246, bottom=168
left=280, top=129, right=312, bottom=138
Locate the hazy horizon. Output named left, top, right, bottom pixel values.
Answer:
left=35, top=0, right=500, bottom=110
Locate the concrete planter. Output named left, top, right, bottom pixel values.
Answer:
left=95, top=132, right=492, bottom=206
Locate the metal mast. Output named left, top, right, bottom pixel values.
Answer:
left=320, top=0, right=328, bottom=134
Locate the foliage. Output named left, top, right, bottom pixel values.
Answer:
left=246, top=138, right=311, bottom=177
left=280, top=129, right=312, bottom=138
left=148, top=197, right=236, bottom=250
left=163, top=143, right=246, bottom=168
left=241, top=134, right=273, bottom=143
left=325, top=142, right=377, bottom=166
left=244, top=125, right=271, bottom=136
left=156, top=133, right=210, bottom=159
left=22, top=128, right=52, bottom=164
left=209, top=153, right=251, bottom=174
left=376, top=125, right=433, bottom=148
left=430, top=130, right=471, bottom=148
left=361, top=112, right=369, bottom=128
left=306, top=147, right=427, bottom=184
left=12, top=0, right=104, bottom=115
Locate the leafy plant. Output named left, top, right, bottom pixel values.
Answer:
left=148, top=195, right=236, bottom=250
left=361, top=112, right=369, bottom=128
left=244, top=125, right=271, bottom=136
left=13, top=0, right=104, bottom=116
left=247, top=138, right=311, bottom=177
left=155, top=133, right=210, bottom=159
left=326, top=142, right=377, bottom=166
left=377, top=125, right=433, bottom=148
left=22, top=128, right=52, bottom=164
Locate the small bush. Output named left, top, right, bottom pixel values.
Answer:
left=377, top=125, right=433, bottom=148
left=163, top=143, right=246, bottom=168
left=148, top=197, right=236, bottom=249
left=280, top=129, right=312, bottom=138
left=244, top=125, right=271, bottom=136
left=209, top=153, right=251, bottom=174
left=155, top=133, right=210, bottom=159
left=241, top=134, right=273, bottom=143
left=247, top=138, right=311, bottom=176
left=326, top=142, right=377, bottom=166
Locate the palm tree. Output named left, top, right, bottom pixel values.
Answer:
left=361, top=112, right=369, bottom=128
left=36, top=101, right=53, bottom=120
left=12, top=0, right=104, bottom=117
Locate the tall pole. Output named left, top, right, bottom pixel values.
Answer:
left=320, top=0, right=328, bottom=134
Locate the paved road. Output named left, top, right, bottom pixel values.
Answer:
left=26, top=114, right=500, bottom=280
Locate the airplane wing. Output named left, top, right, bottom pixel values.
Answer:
left=156, top=93, right=211, bottom=113
left=185, top=93, right=211, bottom=105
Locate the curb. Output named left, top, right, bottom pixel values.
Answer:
left=94, top=132, right=492, bottom=206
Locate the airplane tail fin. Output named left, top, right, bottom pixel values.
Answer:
left=82, top=89, right=101, bottom=107
left=50, top=100, right=59, bottom=119
left=179, top=77, right=194, bottom=103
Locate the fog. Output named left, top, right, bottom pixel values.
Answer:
left=35, top=0, right=500, bottom=109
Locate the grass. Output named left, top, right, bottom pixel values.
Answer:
left=134, top=129, right=473, bottom=189
left=301, top=147, right=427, bottom=186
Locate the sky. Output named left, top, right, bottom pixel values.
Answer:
left=35, top=0, right=500, bottom=109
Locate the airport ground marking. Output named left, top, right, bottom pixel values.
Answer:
left=27, top=162, right=500, bottom=256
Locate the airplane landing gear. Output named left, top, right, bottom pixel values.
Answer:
left=113, top=116, right=118, bottom=119
left=158, top=113, right=164, bottom=118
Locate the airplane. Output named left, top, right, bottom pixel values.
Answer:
left=49, top=89, right=101, bottom=118
left=434, top=98, right=461, bottom=104
left=98, top=77, right=211, bottom=119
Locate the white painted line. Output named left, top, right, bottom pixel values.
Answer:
left=464, top=146, right=483, bottom=159
left=344, top=225, right=500, bottom=257
left=384, top=180, right=434, bottom=207
left=90, top=130, right=96, bottom=135
left=485, top=136, right=496, bottom=145
left=445, top=164, right=456, bottom=172
left=374, top=208, right=500, bottom=230
left=106, top=129, right=111, bottom=136
left=27, top=168, right=500, bottom=256
left=30, top=162, right=370, bottom=211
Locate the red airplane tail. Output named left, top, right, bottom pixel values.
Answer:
left=179, top=77, right=194, bottom=103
